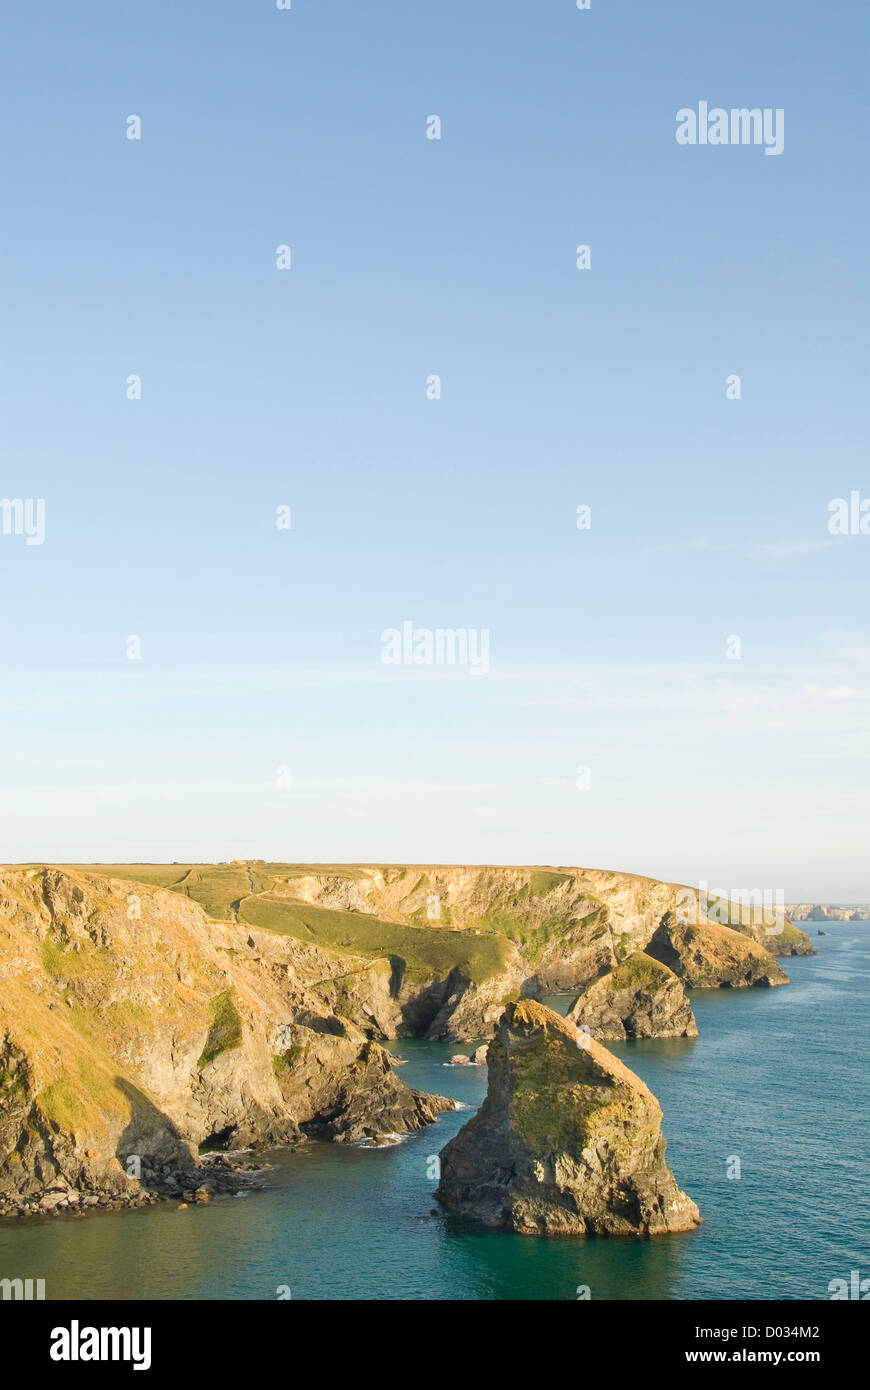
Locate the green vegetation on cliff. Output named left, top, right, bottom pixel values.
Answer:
left=609, top=951, right=669, bottom=990
left=197, top=991, right=243, bottom=1068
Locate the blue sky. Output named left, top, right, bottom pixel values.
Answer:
left=1, top=1, right=868, bottom=897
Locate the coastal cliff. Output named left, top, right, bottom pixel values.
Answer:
left=0, top=859, right=813, bottom=1226
left=435, top=1000, right=701, bottom=1236
left=0, top=868, right=452, bottom=1218
left=35, top=861, right=812, bottom=1042
left=238, top=865, right=807, bottom=1027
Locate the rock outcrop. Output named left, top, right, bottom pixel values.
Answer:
left=568, top=952, right=698, bottom=1039
left=417, top=955, right=530, bottom=1041
left=301, top=957, right=405, bottom=1040
left=645, top=913, right=788, bottom=989
left=787, top=903, right=870, bottom=922
left=435, top=1000, right=701, bottom=1237
left=0, top=867, right=453, bottom=1217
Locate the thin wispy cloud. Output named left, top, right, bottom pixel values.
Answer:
left=753, top=537, right=843, bottom=560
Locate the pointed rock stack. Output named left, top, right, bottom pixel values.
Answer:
left=436, top=1000, right=701, bottom=1237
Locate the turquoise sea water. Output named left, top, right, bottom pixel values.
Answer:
left=1, top=924, right=867, bottom=1301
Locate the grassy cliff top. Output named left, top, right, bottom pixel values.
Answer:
left=609, top=951, right=675, bottom=990
left=238, top=894, right=512, bottom=984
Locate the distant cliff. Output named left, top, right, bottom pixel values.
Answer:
left=787, top=903, right=870, bottom=921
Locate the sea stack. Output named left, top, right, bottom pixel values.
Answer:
left=568, top=951, right=698, bottom=1040
left=436, top=1000, right=700, bottom=1237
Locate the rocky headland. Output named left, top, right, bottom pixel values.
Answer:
left=54, top=862, right=812, bottom=1044
left=645, top=912, right=789, bottom=989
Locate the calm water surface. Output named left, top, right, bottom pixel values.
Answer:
left=1, top=925, right=867, bottom=1300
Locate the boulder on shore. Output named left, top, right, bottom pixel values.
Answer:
left=568, top=952, right=698, bottom=1040
left=435, top=1000, right=701, bottom=1237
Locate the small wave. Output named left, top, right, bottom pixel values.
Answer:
left=356, top=1132, right=407, bottom=1149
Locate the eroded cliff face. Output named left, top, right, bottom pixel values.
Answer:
left=285, top=865, right=677, bottom=990
left=0, top=868, right=452, bottom=1217
left=435, top=1001, right=701, bottom=1237
left=567, top=952, right=698, bottom=1040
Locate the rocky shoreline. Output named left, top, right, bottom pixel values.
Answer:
left=0, top=1152, right=265, bottom=1220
